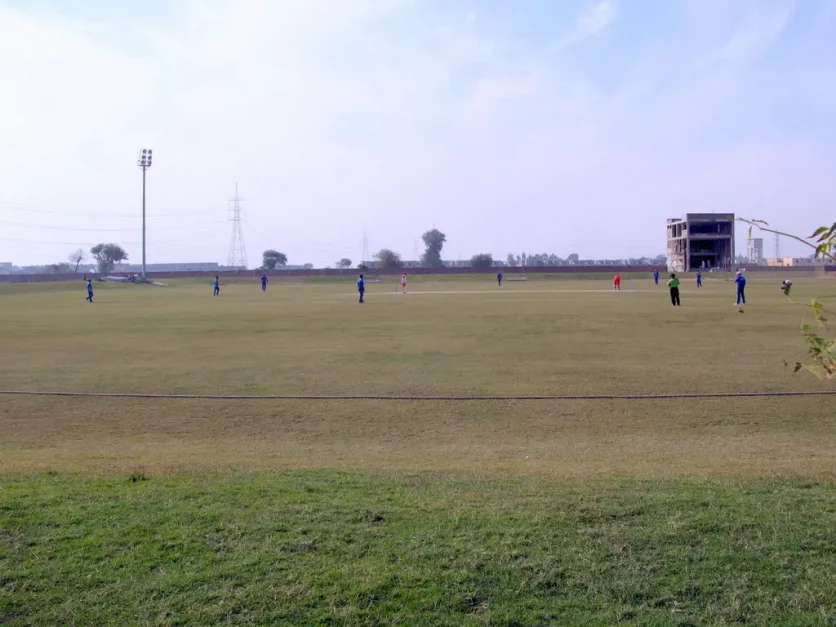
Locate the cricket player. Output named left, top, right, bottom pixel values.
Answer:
left=613, top=274, right=621, bottom=291
left=401, top=273, right=407, bottom=294
left=358, top=273, right=365, bottom=303
left=497, top=271, right=503, bottom=287
left=653, top=269, right=659, bottom=285
left=735, top=271, right=746, bottom=311
left=696, top=270, right=702, bottom=288
left=213, top=275, right=220, bottom=296
left=261, top=274, right=268, bottom=292
left=85, top=278, right=94, bottom=303
left=781, top=279, right=793, bottom=296
left=667, top=273, right=681, bottom=306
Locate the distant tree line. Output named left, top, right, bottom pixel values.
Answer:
left=504, top=253, right=666, bottom=267
left=355, top=227, right=666, bottom=272
left=40, top=231, right=665, bottom=277
left=45, top=244, right=127, bottom=274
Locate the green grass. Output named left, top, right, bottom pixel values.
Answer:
left=1, top=276, right=834, bottom=624
left=1, top=276, right=833, bottom=476
left=2, top=472, right=835, bottom=626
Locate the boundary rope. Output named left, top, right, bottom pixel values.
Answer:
left=0, top=390, right=834, bottom=401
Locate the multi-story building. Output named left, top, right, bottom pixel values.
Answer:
left=746, top=238, right=764, bottom=263
left=667, top=213, right=735, bottom=272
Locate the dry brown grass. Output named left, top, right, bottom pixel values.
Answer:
left=1, top=277, right=834, bottom=478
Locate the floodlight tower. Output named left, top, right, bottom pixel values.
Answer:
left=137, top=149, right=153, bottom=278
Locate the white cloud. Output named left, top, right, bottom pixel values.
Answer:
left=0, top=0, right=832, bottom=266
left=577, top=0, right=618, bottom=40
left=554, top=0, right=618, bottom=49
left=702, top=6, right=793, bottom=65
left=464, top=72, right=541, bottom=117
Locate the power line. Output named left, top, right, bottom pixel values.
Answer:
left=0, top=229, right=221, bottom=247
left=0, top=236, right=144, bottom=246
left=0, top=199, right=211, bottom=219
left=0, top=219, right=224, bottom=233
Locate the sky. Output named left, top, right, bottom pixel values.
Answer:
left=1, top=0, right=834, bottom=268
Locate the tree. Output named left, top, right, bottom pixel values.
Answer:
left=90, top=243, right=128, bottom=275
left=262, top=250, right=288, bottom=270
left=358, top=263, right=369, bottom=272
left=506, top=253, right=517, bottom=267
left=421, top=229, right=447, bottom=268
left=46, top=262, right=72, bottom=274
left=68, top=249, right=86, bottom=273
left=567, top=253, right=579, bottom=264
left=471, top=253, right=494, bottom=270
left=741, top=218, right=835, bottom=379
left=374, top=249, right=402, bottom=270
left=336, top=258, right=352, bottom=269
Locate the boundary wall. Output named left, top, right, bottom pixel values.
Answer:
left=1, top=265, right=832, bottom=284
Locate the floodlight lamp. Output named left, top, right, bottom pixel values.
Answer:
left=138, top=148, right=154, bottom=168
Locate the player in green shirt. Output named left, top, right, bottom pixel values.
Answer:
left=667, top=274, right=681, bottom=306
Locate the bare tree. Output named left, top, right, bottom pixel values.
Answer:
left=68, top=249, right=86, bottom=273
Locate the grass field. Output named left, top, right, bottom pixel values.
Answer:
left=1, top=276, right=835, bottom=625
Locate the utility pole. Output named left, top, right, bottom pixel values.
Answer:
left=137, top=149, right=153, bottom=278
left=362, top=227, right=369, bottom=267
left=227, top=183, right=248, bottom=269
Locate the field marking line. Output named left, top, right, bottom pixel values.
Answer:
left=1, top=390, right=834, bottom=401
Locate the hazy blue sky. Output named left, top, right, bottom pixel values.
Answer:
left=1, top=0, right=834, bottom=267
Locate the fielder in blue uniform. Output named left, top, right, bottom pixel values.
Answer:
left=653, top=269, right=659, bottom=285
left=213, top=276, right=220, bottom=296
left=261, top=274, right=268, bottom=292
left=696, top=270, right=702, bottom=288
left=497, top=271, right=503, bottom=287
left=735, top=271, right=746, bottom=310
left=85, top=279, right=94, bottom=303
left=357, top=274, right=365, bottom=303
